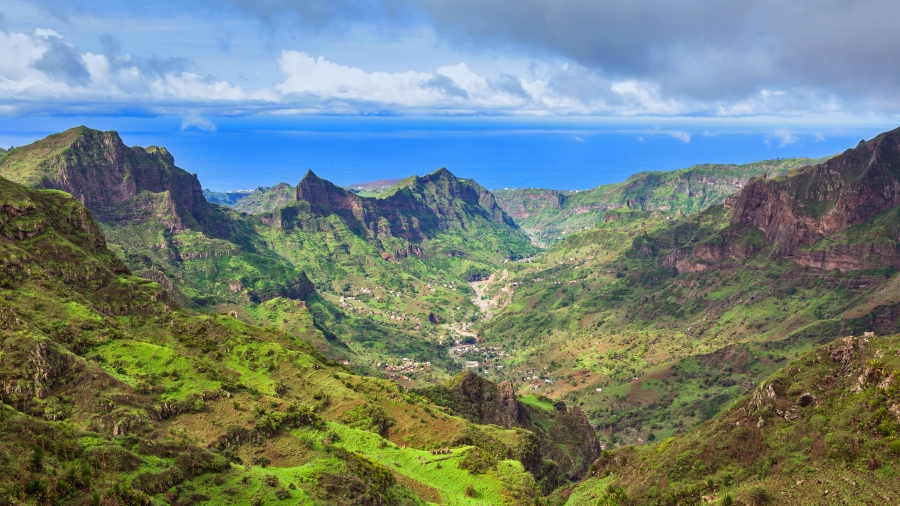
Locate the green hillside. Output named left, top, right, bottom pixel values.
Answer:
left=0, top=127, right=539, bottom=384
left=493, top=158, right=824, bottom=244
left=566, top=333, right=900, bottom=505
left=471, top=130, right=900, bottom=451
left=0, top=174, right=558, bottom=504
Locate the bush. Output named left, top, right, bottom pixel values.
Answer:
left=749, top=486, right=771, bottom=505
left=464, top=484, right=476, bottom=497
left=340, top=404, right=395, bottom=436
left=253, top=456, right=272, bottom=468
left=890, top=439, right=900, bottom=455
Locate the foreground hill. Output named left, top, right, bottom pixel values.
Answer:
left=566, top=333, right=900, bottom=505
left=0, top=174, right=568, bottom=504
left=493, top=158, right=822, bottom=243
left=475, top=127, right=900, bottom=448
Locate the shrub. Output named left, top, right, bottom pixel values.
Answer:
left=340, top=404, right=395, bottom=436
left=253, top=456, right=272, bottom=468
left=749, top=486, right=771, bottom=505
left=464, top=484, right=476, bottom=497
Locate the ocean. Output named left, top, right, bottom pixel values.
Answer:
left=1, top=116, right=895, bottom=192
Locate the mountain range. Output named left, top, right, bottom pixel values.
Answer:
left=3, top=124, right=900, bottom=504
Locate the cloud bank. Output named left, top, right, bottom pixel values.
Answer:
left=3, top=0, right=900, bottom=118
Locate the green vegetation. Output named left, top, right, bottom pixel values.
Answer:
left=494, top=157, right=824, bottom=244
left=0, top=174, right=546, bottom=504
left=6, top=124, right=900, bottom=503
left=569, top=334, right=900, bottom=505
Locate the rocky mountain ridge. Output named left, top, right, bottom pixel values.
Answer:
left=419, top=370, right=600, bottom=486
left=731, top=127, right=900, bottom=264
left=0, top=126, right=206, bottom=231
left=293, top=168, right=518, bottom=242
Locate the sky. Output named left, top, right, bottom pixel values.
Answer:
left=2, top=0, right=900, bottom=189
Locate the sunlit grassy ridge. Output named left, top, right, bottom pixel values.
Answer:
left=566, top=334, right=900, bottom=505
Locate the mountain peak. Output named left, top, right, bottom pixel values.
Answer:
left=0, top=126, right=206, bottom=221
left=296, top=169, right=353, bottom=207
left=428, top=167, right=456, bottom=179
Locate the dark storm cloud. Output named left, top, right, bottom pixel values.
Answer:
left=413, top=0, right=900, bottom=104
left=31, top=35, right=91, bottom=85
left=100, top=33, right=194, bottom=77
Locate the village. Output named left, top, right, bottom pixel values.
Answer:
left=382, top=358, right=432, bottom=381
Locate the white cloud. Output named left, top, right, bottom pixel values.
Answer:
left=181, top=114, right=217, bottom=131
left=772, top=127, right=798, bottom=146
left=669, top=131, right=691, bottom=143
left=574, top=136, right=584, bottom=142
left=0, top=26, right=882, bottom=119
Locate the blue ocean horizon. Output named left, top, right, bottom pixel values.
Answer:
left=1, top=116, right=895, bottom=192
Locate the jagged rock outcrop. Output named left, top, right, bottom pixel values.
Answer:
left=428, top=370, right=529, bottom=428
left=291, top=168, right=518, bottom=242
left=732, top=127, right=900, bottom=256
left=0, top=126, right=207, bottom=229
left=663, top=241, right=759, bottom=273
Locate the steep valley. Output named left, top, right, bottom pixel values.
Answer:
left=3, top=124, right=900, bottom=505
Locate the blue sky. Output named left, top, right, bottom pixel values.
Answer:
left=1, top=0, right=899, bottom=189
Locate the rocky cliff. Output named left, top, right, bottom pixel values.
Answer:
left=291, top=168, right=520, bottom=242
left=0, top=126, right=206, bottom=230
left=732, top=127, right=900, bottom=256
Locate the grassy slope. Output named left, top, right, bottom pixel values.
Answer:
left=0, top=176, right=543, bottom=505
left=475, top=198, right=900, bottom=448
left=566, top=334, right=900, bottom=506
left=0, top=128, right=83, bottom=186
left=493, top=158, right=823, bottom=243
left=231, top=183, right=296, bottom=214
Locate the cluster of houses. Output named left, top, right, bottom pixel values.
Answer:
left=337, top=297, right=422, bottom=324
left=450, top=344, right=508, bottom=360
left=383, top=358, right=431, bottom=381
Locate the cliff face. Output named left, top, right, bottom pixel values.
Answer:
left=732, top=127, right=900, bottom=256
left=0, top=126, right=206, bottom=228
left=292, top=168, right=519, bottom=242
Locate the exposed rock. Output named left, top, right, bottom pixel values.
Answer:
left=291, top=168, right=518, bottom=243
left=830, top=337, right=859, bottom=374
left=732, top=127, right=900, bottom=258
left=890, top=403, right=900, bottom=422
left=417, top=370, right=599, bottom=481
left=0, top=126, right=207, bottom=228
